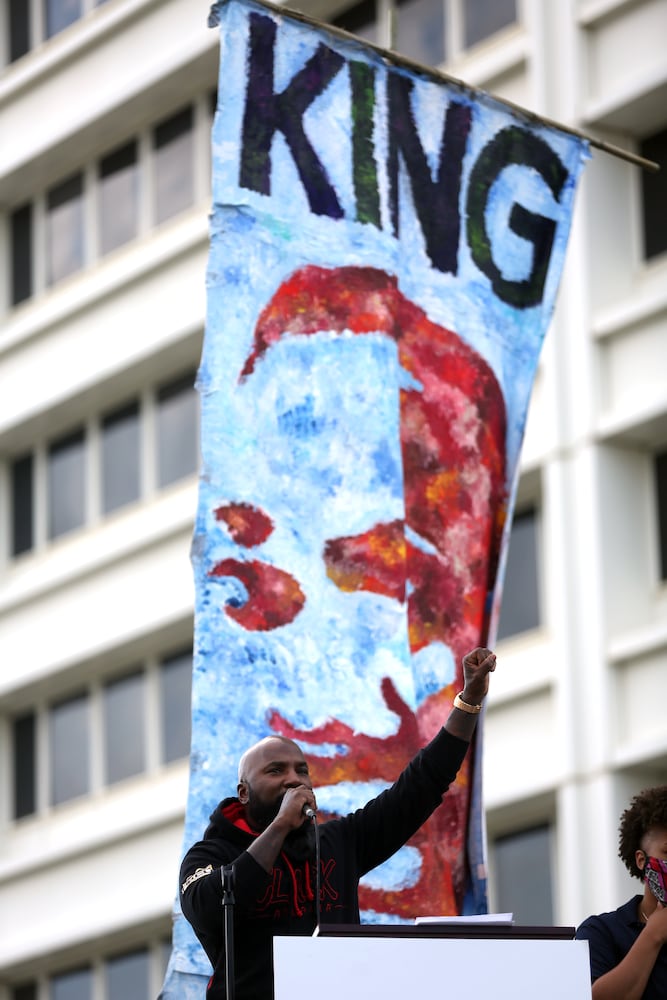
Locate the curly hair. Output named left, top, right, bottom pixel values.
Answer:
left=618, top=786, right=667, bottom=879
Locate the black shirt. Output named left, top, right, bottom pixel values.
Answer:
left=575, top=894, right=667, bottom=999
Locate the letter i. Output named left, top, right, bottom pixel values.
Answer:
left=350, top=61, right=381, bottom=228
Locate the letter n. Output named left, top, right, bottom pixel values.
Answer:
left=387, top=73, right=471, bottom=274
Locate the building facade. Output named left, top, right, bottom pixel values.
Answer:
left=0, top=0, right=665, bottom=996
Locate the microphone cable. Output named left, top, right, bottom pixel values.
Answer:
left=311, top=813, right=321, bottom=933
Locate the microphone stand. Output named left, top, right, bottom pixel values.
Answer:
left=222, top=864, right=236, bottom=1000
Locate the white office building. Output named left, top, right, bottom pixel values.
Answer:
left=0, top=0, right=665, bottom=996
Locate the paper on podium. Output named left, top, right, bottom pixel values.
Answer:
left=415, top=912, right=514, bottom=925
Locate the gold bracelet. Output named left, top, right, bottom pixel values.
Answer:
left=453, top=692, right=482, bottom=714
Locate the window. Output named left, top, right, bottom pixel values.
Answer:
left=103, top=672, right=146, bottom=785
left=462, top=0, right=516, bottom=49
left=9, top=944, right=167, bottom=999
left=156, top=372, right=198, bottom=488
left=160, top=649, right=193, bottom=763
left=106, top=950, right=149, bottom=1000
left=333, top=0, right=378, bottom=44
left=11, top=648, right=191, bottom=819
left=11, top=453, right=34, bottom=556
left=99, top=141, right=139, bottom=255
left=50, top=693, right=90, bottom=806
left=13, top=712, right=36, bottom=819
left=640, top=129, right=667, bottom=261
left=154, top=107, right=195, bottom=225
left=7, top=95, right=211, bottom=305
left=396, top=0, right=445, bottom=66
left=7, top=369, right=197, bottom=558
left=496, top=507, right=540, bottom=640
left=10, top=203, right=33, bottom=305
left=656, top=450, right=667, bottom=581
left=45, top=0, right=82, bottom=39
left=159, top=939, right=172, bottom=986
left=332, top=0, right=516, bottom=63
left=10, top=985, right=37, bottom=1000
left=492, top=824, right=554, bottom=924
left=48, top=428, right=86, bottom=539
left=46, top=173, right=85, bottom=286
left=6, top=0, right=111, bottom=62
left=8, top=0, right=30, bottom=61
left=101, top=402, right=141, bottom=514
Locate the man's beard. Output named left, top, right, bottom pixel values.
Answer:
left=245, top=788, right=316, bottom=861
left=245, top=787, right=282, bottom=831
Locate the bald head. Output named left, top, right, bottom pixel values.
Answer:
left=238, top=735, right=305, bottom=782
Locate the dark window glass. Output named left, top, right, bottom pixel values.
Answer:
left=13, top=712, right=36, bottom=819
left=51, top=967, right=92, bottom=1000
left=50, top=694, right=90, bottom=805
left=463, top=0, right=516, bottom=49
left=46, top=173, right=84, bottom=285
left=396, top=0, right=445, bottom=65
left=48, top=429, right=86, bottom=539
left=10, top=203, right=32, bottom=304
left=160, top=939, right=173, bottom=981
left=156, top=373, right=198, bottom=487
left=153, top=107, right=195, bottom=225
left=11, top=985, right=37, bottom=1000
left=103, top=672, right=146, bottom=785
left=640, top=129, right=667, bottom=260
left=106, top=950, right=149, bottom=1000
left=497, top=508, right=540, bottom=640
left=160, top=649, right=192, bottom=763
left=11, top=453, right=34, bottom=556
left=493, top=825, right=554, bottom=924
left=101, top=402, right=140, bottom=514
left=656, top=451, right=667, bottom=580
left=333, top=0, right=378, bottom=44
left=9, top=0, right=30, bottom=61
left=44, top=0, right=82, bottom=38
left=99, top=142, right=139, bottom=255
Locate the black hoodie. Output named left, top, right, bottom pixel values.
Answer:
left=179, top=726, right=469, bottom=999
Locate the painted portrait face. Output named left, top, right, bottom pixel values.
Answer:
left=209, top=266, right=506, bottom=729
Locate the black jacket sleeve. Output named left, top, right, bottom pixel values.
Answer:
left=338, top=726, right=470, bottom=876
left=180, top=839, right=273, bottom=935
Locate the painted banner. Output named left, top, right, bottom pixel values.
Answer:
left=161, top=0, right=589, bottom=994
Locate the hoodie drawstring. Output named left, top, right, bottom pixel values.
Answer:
left=281, top=851, right=314, bottom=917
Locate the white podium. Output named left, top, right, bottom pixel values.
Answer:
left=274, top=925, right=592, bottom=1000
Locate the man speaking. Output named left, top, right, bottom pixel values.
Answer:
left=179, top=646, right=496, bottom=999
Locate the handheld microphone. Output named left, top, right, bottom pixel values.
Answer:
left=303, top=804, right=316, bottom=820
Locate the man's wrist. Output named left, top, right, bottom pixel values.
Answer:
left=454, top=691, right=483, bottom=714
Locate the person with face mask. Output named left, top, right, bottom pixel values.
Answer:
left=575, top=786, right=667, bottom=999
left=179, top=646, right=496, bottom=1000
